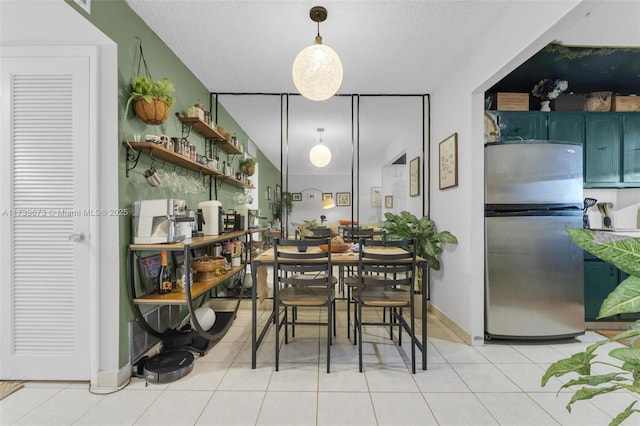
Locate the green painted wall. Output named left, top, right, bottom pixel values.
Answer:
left=67, top=0, right=280, bottom=367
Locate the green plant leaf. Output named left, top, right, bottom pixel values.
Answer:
left=542, top=351, right=596, bottom=385
left=560, top=372, right=626, bottom=389
left=599, top=276, right=640, bottom=318
left=609, top=347, right=640, bottom=365
left=566, top=227, right=640, bottom=277
left=566, top=386, right=620, bottom=412
left=610, top=401, right=638, bottom=426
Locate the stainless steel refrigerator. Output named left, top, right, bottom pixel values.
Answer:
left=485, top=141, right=585, bottom=339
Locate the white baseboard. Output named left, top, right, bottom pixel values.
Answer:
left=428, top=303, right=473, bottom=346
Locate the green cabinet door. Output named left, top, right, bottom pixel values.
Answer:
left=585, top=113, right=621, bottom=185
left=498, top=111, right=544, bottom=141
left=622, top=113, right=640, bottom=184
left=584, top=261, right=619, bottom=321
left=547, top=112, right=585, bottom=144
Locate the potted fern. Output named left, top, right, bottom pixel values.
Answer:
left=126, top=76, right=175, bottom=125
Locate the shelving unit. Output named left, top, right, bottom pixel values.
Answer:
left=127, top=230, right=267, bottom=350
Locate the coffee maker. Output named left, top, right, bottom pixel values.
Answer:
left=199, top=200, right=223, bottom=236
left=132, top=199, right=187, bottom=244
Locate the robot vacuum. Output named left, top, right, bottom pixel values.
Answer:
left=143, top=350, right=194, bottom=384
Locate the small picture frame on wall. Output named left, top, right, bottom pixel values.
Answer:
left=439, top=133, right=458, bottom=190
left=371, top=187, right=382, bottom=208
left=409, top=156, right=420, bottom=197
left=322, top=192, right=333, bottom=200
left=336, top=192, right=351, bottom=207
left=291, top=192, right=302, bottom=201
left=266, top=186, right=272, bottom=200
left=385, top=195, right=393, bottom=209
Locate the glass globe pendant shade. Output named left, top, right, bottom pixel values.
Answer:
left=309, top=143, right=331, bottom=168
left=292, top=37, right=343, bottom=102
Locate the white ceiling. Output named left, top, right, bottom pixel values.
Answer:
left=127, top=0, right=511, bottom=174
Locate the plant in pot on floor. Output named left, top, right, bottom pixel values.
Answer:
left=542, top=227, right=640, bottom=426
left=380, top=211, right=458, bottom=293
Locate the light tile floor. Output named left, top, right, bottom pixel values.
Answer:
left=1, top=302, right=638, bottom=426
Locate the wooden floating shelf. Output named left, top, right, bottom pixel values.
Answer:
left=123, top=142, right=253, bottom=188
left=176, top=114, right=243, bottom=155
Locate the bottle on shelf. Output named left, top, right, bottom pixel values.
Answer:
left=158, top=250, right=172, bottom=294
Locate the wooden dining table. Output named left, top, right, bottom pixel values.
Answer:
left=249, top=246, right=429, bottom=370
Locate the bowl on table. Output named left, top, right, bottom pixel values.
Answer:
left=319, top=243, right=352, bottom=253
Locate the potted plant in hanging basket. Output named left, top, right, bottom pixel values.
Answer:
left=126, top=76, right=176, bottom=125
left=239, top=157, right=257, bottom=176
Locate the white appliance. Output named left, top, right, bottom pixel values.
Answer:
left=199, top=200, right=223, bottom=236
left=133, top=199, right=187, bottom=244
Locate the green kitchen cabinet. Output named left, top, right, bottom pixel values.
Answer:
left=497, top=111, right=545, bottom=141
left=622, top=113, right=640, bottom=183
left=584, top=113, right=621, bottom=185
left=547, top=112, right=585, bottom=144
left=584, top=260, right=619, bottom=321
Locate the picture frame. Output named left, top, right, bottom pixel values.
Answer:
left=409, top=156, right=420, bottom=197
left=266, top=186, right=272, bottom=200
left=385, top=195, right=393, bottom=209
left=371, top=186, right=382, bottom=208
left=322, top=192, right=333, bottom=200
left=336, top=192, right=351, bottom=207
left=439, top=133, right=458, bottom=190
left=291, top=192, right=302, bottom=201
left=275, top=184, right=281, bottom=202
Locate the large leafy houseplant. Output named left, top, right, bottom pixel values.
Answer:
left=542, top=227, right=640, bottom=426
left=380, top=211, right=458, bottom=270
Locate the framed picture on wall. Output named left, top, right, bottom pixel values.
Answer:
left=385, top=195, right=393, bottom=209
left=275, top=184, right=281, bottom=202
left=336, top=192, right=351, bottom=207
left=266, top=186, right=272, bottom=200
left=371, top=187, right=382, bottom=208
left=291, top=192, right=302, bottom=201
left=409, top=156, right=420, bottom=197
left=322, top=192, right=333, bottom=200
left=439, top=133, right=458, bottom=190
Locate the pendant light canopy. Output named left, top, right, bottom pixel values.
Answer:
left=292, top=6, right=343, bottom=101
left=310, top=127, right=331, bottom=168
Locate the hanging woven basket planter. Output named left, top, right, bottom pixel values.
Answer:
left=244, top=165, right=256, bottom=176
left=133, top=96, right=171, bottom=125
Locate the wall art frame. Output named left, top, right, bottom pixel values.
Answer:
left=409, top=156, right=420, bottom=197
left=336, top=192, right=351, bottom=207
left=439, top=133, right=458, bottom=190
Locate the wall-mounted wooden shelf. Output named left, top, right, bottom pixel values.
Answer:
left=123, top=142, right=253, bottom=189
left=176, top=114, right=243, bottom=155
left=123, top=141, right=223, bottom=176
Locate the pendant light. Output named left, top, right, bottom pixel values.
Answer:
left=292, top=6, right=343, bottom=101
left=310, top=127, right=331, bottom=168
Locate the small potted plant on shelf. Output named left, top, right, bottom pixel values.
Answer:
left=238, top=157, right=257, bottom=176
left=126, top=76, right=176, bottom=125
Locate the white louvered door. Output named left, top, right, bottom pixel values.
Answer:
left=0, top=56, right=91, bottom=380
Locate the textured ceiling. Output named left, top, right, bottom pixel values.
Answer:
left=126, top=0, right=511, bottom=174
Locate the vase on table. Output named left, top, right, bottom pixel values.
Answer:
left=540, top=100, right=551, bottom=111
